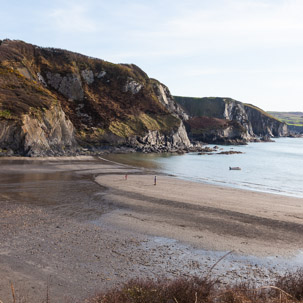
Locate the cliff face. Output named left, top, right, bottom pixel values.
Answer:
left=0, top=105, right=76, bottom=156
left=175, top=96, right=288, bottom=144
left=0, top=40, right=289, bottom=155
left=0, top=40, right=190, bottom=156
left=186, top=117, right=248, bottom=144
left=244, top=104, right=288, bottom=137
left=266, top=111, right=303, bottom=135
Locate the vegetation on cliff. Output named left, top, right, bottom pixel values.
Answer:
left=0, top=39, right=291, bottom=155
left=268, top=111, right=303, bottom=126
left=0, top=40, right=187, bottom=155
left=174, top=96, right=288, bottom=144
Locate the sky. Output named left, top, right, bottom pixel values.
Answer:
left=1, top=0, right=303, bottom=111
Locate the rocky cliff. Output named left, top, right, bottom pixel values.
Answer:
left=244, top=104, right=288, bottom=137
left=0, top=40, right=190, bottom=156
left=175, top=96, right=288, bottom=144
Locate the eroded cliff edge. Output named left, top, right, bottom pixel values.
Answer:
left=0, top=40, right=190, bottom=156
left=0, top=40, right=289, bottom=156
left=174, top=96, right=288, bottom=144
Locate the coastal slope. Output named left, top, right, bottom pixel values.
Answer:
left=175, top=96, right=288, bottom=144
left=0, top=39, right=190, bottom=156
left=0, top=39, right=290, bottom=155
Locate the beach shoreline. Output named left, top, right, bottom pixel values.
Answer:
left=95, top=172, right=303, bottom=257
left=0, top=157, right=302, bottom=302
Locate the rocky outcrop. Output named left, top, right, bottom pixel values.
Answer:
left=244, top=104, right=288, bottom=137
left=287, top=124, right=303, bottom=134
left=46, top=72, right=84, bottom=101
left=186, top=116, right=248, bottom=145
left=223, top=100, right=288, bottom=138
left=153, top=82, right=189, bottom=121
left=123, top=78, right=143, bottom=94
left=0, top=105, right=76, bottom=156
left=175, top=96, right=288, bottom=144
left=0, top=40, right=191, bottom=156
left=81, top=69, right=94, bottom=85
left=128, top=122, right=191, bottom=152
left=223, top=99, right=254, bottom=137
left=21, top=105, right=76, bottom=156
left=0, top=120, right=23, bottom=155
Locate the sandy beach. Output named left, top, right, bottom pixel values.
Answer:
left=96, top=172, right=303, bottom=256
left=0, top=157, right=303, bottom=302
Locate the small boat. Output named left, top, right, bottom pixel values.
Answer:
left=229, top=167, right=241, bottom=170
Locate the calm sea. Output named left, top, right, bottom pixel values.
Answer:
left=104, top=138, right=303, bottom=198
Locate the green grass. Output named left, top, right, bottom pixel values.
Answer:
left=244, top=104, right=280, bottom=121
left=108, top=113, right=180, bottom=138
left=268, top=111, right=303, bottom=126
left=0, top=109, right=12, bottom=119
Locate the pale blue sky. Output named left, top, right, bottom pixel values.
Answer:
left=1, top=0, right=303, bottom=111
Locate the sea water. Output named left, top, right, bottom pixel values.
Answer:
left=104, top=138, right=303, bottom=198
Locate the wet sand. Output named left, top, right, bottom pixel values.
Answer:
left=0, top=157, right=303, bottom=302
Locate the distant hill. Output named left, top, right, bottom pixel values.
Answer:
left=267, top=111, right=303, bottom=126
left=268, top=111, right=303, bottom=134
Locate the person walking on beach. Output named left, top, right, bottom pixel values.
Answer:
left=154, top=175, right=157, bottom=186
left=125, top=174, right=128, bottom=180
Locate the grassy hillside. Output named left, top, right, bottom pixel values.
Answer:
left=268, top=111, right=303, bottom=126
left=244, top=104, right=279, bottom=121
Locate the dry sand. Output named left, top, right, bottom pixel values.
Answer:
left=95, top=173, right=303, bottom=256
left=0, top=157, right=302, bottom=302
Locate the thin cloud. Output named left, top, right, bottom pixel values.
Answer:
left=50, top=4, right=97, bottom=33
left=128, top=0, right=303, bottom=52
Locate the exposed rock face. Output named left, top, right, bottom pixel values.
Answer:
left=186, top=116, right=248, bottom=145
left=46, top=72, right=84, bottom=101
left=37, top=72, right=47, bottom=87
left=223, top=100, right=254, bottom=137
left=0, top=105, right=76, bottom=156
left=129, top=122, right=191, bottom=152
left=147, top=81, right=191, bottom=150
left=0, top=40, right=191, bottom=156
left=81, top=69, right=94, bottom=85
left=96, top=71, right=106, bottom=79
left=244, top=105, right=288, bottom=137
left=175, top=96, right=288, bottom=144
left=21, top=106, right=76, bottom=156
left=0, top=120, right=23, bottom=154
left=153, top=82, right=189, bottom=121
left=171, top=122, right=191, bottom=147
left=123, top=78, right=143, bottom=94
